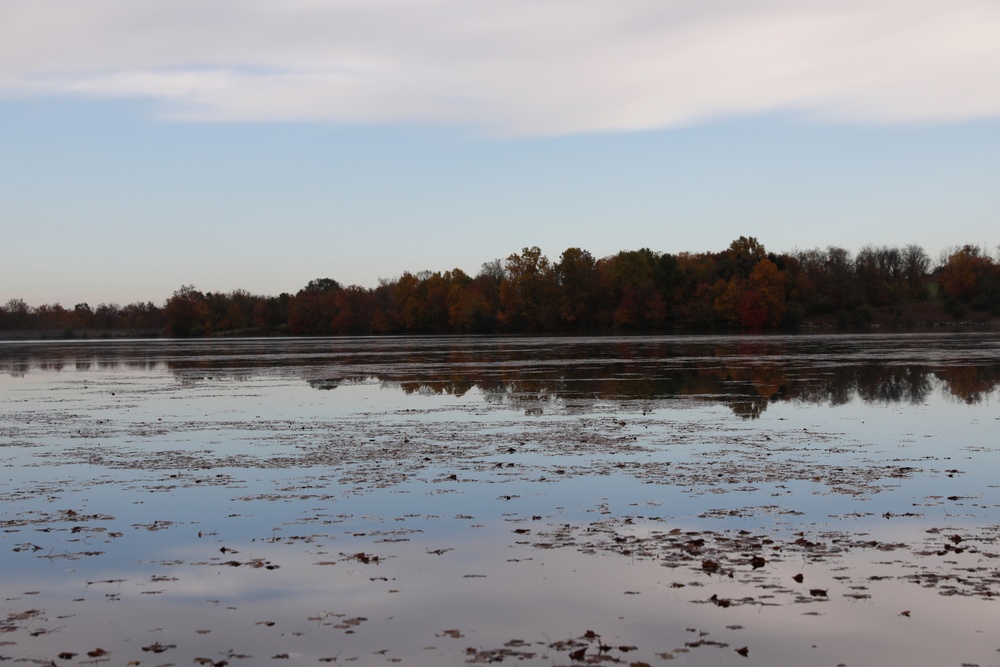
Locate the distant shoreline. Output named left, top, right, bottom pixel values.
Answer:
left=3, top=318, right=998, bottom=343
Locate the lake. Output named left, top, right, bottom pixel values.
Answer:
left=2, top=333, right=999, bottom=666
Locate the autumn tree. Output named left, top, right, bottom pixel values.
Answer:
left=714, top=258, right=787, bottom=328
left=252, top=294, right=289, bottom=333
left=330, top=285, right=376, bottom=334
left=602, top=248, right=676, bottom=329
left=289, top=278, right=342, bottom=334
left=940, top=245, right=995, bottom=303
left=554, top=247, right=598, bottom=327
left=93, top=303, right=123, bottom=329
left=449, top=273, right=499, bottom=332
left=498, top=247, right=557, bottom=331
left=33, top=303, right=68, bottom=331
left=165, top=285, right=210, bottom=337
left=120, top=301, right=164, bottom=330
left=720, top=236, right=767, bottom=280
left=747, top=258, right=787, bottom=327
left=72, top=303, right=95, bottom=329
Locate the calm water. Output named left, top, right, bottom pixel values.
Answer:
left=2, top=333, right=999, bottom=666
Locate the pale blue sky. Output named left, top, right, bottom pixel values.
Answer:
left=2, top=1, right=999, bottom=306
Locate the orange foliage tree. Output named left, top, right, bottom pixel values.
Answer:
left=940, top=245, right=994, bottom=302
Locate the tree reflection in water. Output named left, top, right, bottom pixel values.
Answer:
left=3, top=333, right=997, bottom=417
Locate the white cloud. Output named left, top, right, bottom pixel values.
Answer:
left=1, top=0, right=999, bottom=135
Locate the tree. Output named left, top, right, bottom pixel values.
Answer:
left=720, top=236, right=767, bottom=279
left=330, top=286, right=375, bottom=334
left=450, top=274, right=498, bottom=332
left=901, top=244, right=931, bottom=298
left=554, top=247, right=597, bottom=327
left=747, top=258, right=787, bottom=327
left=165, top=285, right=209, bottom=336
left=498, top=247, right=557, bottom=331
left=715, top=258, right=786, bottom=328
left=855, top=245, right=903, bottom=307
left=940, top=245, right=993, bottom=303
left=289, top=278, right=342, bottom=334
left=72, top=303, right=95, bottom=329
left=303, top=277, right=342, bottom=293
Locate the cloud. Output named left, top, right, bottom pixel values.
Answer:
left=2, top=0, right=999, bottom=135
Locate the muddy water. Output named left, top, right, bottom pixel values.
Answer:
left=2, top=333, right=999, bottom=666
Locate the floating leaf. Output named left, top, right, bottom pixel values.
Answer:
left=142, top=642, right=176, bottom=653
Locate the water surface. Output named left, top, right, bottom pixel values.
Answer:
left=2, top=333, right=999, bottom=666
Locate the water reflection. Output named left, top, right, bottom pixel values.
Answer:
left=2, top=334, right=999, bottom=417
left=4, top=333, right=1000, bottom=667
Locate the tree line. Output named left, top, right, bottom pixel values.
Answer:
left=2, top=238, right=999, bottom=337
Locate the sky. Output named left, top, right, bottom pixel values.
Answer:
left=2, top=0, right=1000, bottom=307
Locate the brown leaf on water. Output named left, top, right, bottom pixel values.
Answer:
left=583, top=630, right=598, bottom=639
left=58, top=652, right=77, bottom=659
left=900, top=610, right=911, bottom=617
left=710, top=594, right=731, bottom=608
left=809, top=589, right=828, bottom=597
left=142, top=642, right=176, bottom=653
left=792, top=573, right=804, bottom=583
left=438, top=629, right=464, bottom=638
left=735, top=646, right=749, bottom=657
left=87, top=648, right=109, bottom=657
left=569, top=646, right=587, bottom=661
left=750, top=556, right=766, bottom=569
left=701, top=559, right=719, bottom=572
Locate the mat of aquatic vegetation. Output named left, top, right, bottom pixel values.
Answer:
left=2, top=373, right=1000, bottom=667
